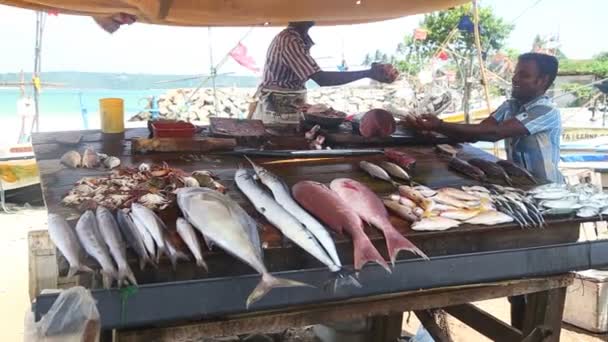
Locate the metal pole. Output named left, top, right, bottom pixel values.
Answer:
left=32, top=11, right=45, bottom=134
left=208, top=27, right=219, bottom=117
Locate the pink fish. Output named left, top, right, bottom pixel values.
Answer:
left=330, top=178, right=428, bottom=265
left=292, top=181, right=390, bottom=273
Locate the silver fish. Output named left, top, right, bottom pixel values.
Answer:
left=437, top=187, right=479, bottom=201
left=528, top=183, right=568, bottom=194
left=116, top=209, right=155, bottom=271
left=131, top=203, right=167, bottom=261
left=359, top=161, right=398, bottom=186
left=176, top=217, right=207, bottom=270
left=383, top=200, right=419, bottom=222
left=245, top=157, right=342, bottom=268
left=601, top=207, right=608, bottom=215
left=577, top=206, right=599, bottom=218
left=176, top=187, right=310, bottom=307
left=533, top=191, right=574, bottom=200
left=74, top=210, right=117, bottom=289
left=543, top=207, right=578, bottom=215
left=413, top=185, right=437, bottom=197
left=130, top=212, right=156, bottom=260
left=411, top=217, right=460, bottom=231
left=540, top=199, right=583, bottom=210
left=439, top=209, right=481, bottom=221
left=48, top=213, right=93, bottom=277
left=235, top=169, right=344, bottom=275
left=466, top=211, right=514, bottom=225
left=96, top=206, right=137, bottom=286
left=434, top=192, right=477, bottom=209
left=379, top=161, right=411, bottom=181
left=164, top=236, right=190, bottom=270
left=462, top=185, right=490, bottom=194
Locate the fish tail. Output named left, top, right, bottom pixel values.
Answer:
left=246, top=273, right=313, bottom=308
left=196, top=257, right=209, bottom=271
left=139, top=255, right=157, bottom=271
left=68, top=264, right=94, bottom=278
left=384, top=228, right=428, bottom=266
left=100, top=268, right=116, bottom=289
left=352, top=234, right=391, bottom=273
left=169, top=250, right=190, bottom=271
left=156, top=246, right=167, bottom=263
left=326, top=270, right=363, bottom=292
left=119, top=265, right=138, bottom=286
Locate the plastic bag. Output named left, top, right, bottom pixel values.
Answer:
left=25, top=286, right=100, bottom=342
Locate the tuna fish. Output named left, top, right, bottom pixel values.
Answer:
left=74, top=210, right=117, bottom=289
left=293, top=181, right=390, bottom=273
left=48, top=213, right=93, bottom=277
left=330, top=178, right=428, bottom=265
left=176, top=187, right=310, bottom=307
left=96, top=206, right=137, bottom=286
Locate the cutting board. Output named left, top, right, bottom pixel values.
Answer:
left=209, top=118, right=266, bottom=138
left=131, top=137, right=236, bottom=153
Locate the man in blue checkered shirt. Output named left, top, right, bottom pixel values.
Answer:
left=407, top=53, right=563, bottom=183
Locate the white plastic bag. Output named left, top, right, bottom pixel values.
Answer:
left=25, top=286, right=100, bottom=342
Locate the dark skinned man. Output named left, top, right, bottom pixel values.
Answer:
left=407, top=53, right=562, bottom=183
left=251, top=21, right=399, bottom=123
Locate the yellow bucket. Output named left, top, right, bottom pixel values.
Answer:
left=99, top=98, right=125, bottom=133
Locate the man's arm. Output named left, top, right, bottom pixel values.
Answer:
left=310, top=64, right=396, bottom=86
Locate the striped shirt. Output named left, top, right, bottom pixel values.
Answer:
left=260, top=28, right=321, bottom=90
left=492, top=95, right=563, bottom=183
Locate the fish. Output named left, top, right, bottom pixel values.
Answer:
left=245, top=157, right=342, bottom=268
left=462, top=185, right=490, bottom=193
left=532, top=191, right=574, bottom=200
left=359, top=161, right=398, bottom=186
left=176, top=187, right=310, bottom=307
left=383, top=200, right=419, bottom=222
left=435, top=144, right=459, bottom=157
left=543, top=207, right=577, bottom=215
left=235, top=169, right=356, bottom=288
left=413, top=185, right=437, bottom=198
left=528, top=183, right=568, bottom=194
left=81, top=148, right=99, bottom=168
left=47, top=213, right=93, bottom=277
left=181, top=176, right=200, bottom=187
left=439, top=209, right=481, bottom=221
left=448, top=157, right=486, bottom=182
left=411, top=217, right=460, bottom=231
left=96, top=206, right=137, bottom=286
left=384, top=149, right=416, bottom=169
left=330, top=178, right=428, bottom=265
left=467, top=158, right=513, bottom=186
left=577, top=206, right=599, bottom=218
left=437, top=187, right=480, bottom=201
left=398, top=185, right=426, bottom=204
left=496, top=160, right=537, bottom=184
left=293, top=181, right=390, bottom=273
left=590, top=193, right=608, bottom=201
left=433, top=192, right=477, bottom=209
left=103, top=156, right=121, bottom=169
left=131, top=203, right=168, bottom=262
left=74, top=210, right=117, bottom=289
left=413, top=207, right=424, bottom=218
left=164, top=236, right=190, bottom=270
left=60, top=150, right=81, bottom=168
left=379, top=161, right=412, bottom=182
left=399, top=196, right=417, bottom=208
left=116, top=209, right=155, bottom=270
left=465, top=211, right=514, bottom=225
left=540, top=199, right=583, bottom=210
left=601, top=207, right=608, bottom=215
left=176, top=218, right=208, bottom=270
left=129, top=212, right=157, bottom=261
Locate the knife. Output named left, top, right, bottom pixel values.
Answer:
left=223, top=148, right=384, bottom=157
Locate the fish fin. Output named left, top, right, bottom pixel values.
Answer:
left=352, top=234, right=391, bottom=274
left=246, top=273, right=313, bottom=308
left=68, top=264, right=94, bottom=278
left=101, top=269, right=116, bottom=289
left=196, top=257, right=209, bottom=271
left=383, top=228, right=428, bottom=266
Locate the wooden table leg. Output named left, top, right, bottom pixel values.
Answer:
left=370, top=313, right=403, bottom=342
left=414, top=310, right=452, bottom=342
left=522, top=287, right=567, bottom=342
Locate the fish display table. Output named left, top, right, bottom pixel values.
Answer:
left=30, top=127, right=608, bottom=342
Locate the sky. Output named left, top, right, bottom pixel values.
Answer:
left=0, top=0, right=607, bottom=76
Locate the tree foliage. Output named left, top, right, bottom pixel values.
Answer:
left=559, top=54, right=608, bottom=77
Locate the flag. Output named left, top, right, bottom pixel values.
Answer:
left=413, top=28, right=428, bottom=41
left=437, top=50, right=449, bottom=61
left=229, top=43, right=260, bottom=73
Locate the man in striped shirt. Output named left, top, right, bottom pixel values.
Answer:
left=252, top=21, right=398, bottom=123
left=406, top=53, right=562, bottom=183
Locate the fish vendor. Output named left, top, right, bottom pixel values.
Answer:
left=406, top=52, right=563, bottom=184
left=250, top=21, right=399, bottom=124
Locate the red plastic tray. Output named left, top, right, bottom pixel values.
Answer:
left=151, top=121, right=196, bottom=138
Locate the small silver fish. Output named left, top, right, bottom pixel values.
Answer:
left=116, top=209, right=155, bottom=271
left=411, top=217, right=460, bottom=231
left=462, top=185, right=490, bottom=194
left=74, top=210, right=117, bottom=289
left=413, top=185, right=437, bottom=197
left=438, top=187, right=479, bottom=201
left=96, top=206, right=137, bottom=286
left=543, top=207, right=578, bottom=215
left=176, top=218, right=207, bottom=270
left=577, top=206, right=599, bottom=218
left=541, top=199, right=582, bottom=210
left=533, top=191, right=573, bottom=200
left=48, top=213, right=92, bottom=277
left=360, top=161, right=398, bottom=186
left=379, top=161, right=411, bottom=181
left=465, top=211, right=513, bottom=225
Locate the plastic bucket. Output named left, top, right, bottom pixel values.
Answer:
left=99, top=98, right=125, bottom=133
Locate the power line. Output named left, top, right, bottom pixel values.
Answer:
left=509, top=0, right=543, bottom=24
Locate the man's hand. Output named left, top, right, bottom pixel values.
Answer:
left=370, top=63, right=399, bottom=83
left=93, top=13, right=137, bottom=33
left=404, top=114, right=442, bottom=132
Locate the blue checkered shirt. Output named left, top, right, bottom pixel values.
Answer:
left=491, top=95, right=563, bottom=183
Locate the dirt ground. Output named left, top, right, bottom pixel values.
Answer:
left=1, top=205, right=607, bottom=341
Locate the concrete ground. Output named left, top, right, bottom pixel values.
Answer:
left=1, top=205, right=607, bottom=341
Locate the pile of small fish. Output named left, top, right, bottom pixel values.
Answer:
left=383, top=185, right=516, bottom=231
left=60, top=148, right=121, bottom=169
left=448, top=156, right=537, bottom=186
left=530, top=182, right=608, bottom=218
left=486, top=184, right=545, bottom=228
left=62, top=163, right=224, bottom=211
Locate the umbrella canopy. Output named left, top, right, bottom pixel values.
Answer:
left=0, top=0, right=468, bottom=26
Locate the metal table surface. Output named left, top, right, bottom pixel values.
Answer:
left=30, top=127, right=602, bottom=330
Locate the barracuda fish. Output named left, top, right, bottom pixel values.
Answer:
left=379, top=161, right=412, bottom=182
left=331, top=178, right=428, bottom=265
left=245, top=157, right=341, bottom=268
left=177, top=187, right=311, bottom=307
left=48, top=213, right=93, bottom=277
left=411, top=217, right=460, bottom=231
left=116, top=209, right=155, bottom=270
left=293, top=181, right=390, bottom=273
left=74, top=210, right=117, bottom=289
left=468, top=158, right=513, bottom=186
left=176, top=218, right=207, bottom=270
left=96, top=206, right=137, bottom=286
left=235, top=169, right=359, bottom=288
left=359, top=161, right=399, bottom=186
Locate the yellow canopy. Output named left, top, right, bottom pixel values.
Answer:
left=0, top=0, right=468, bottom=26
